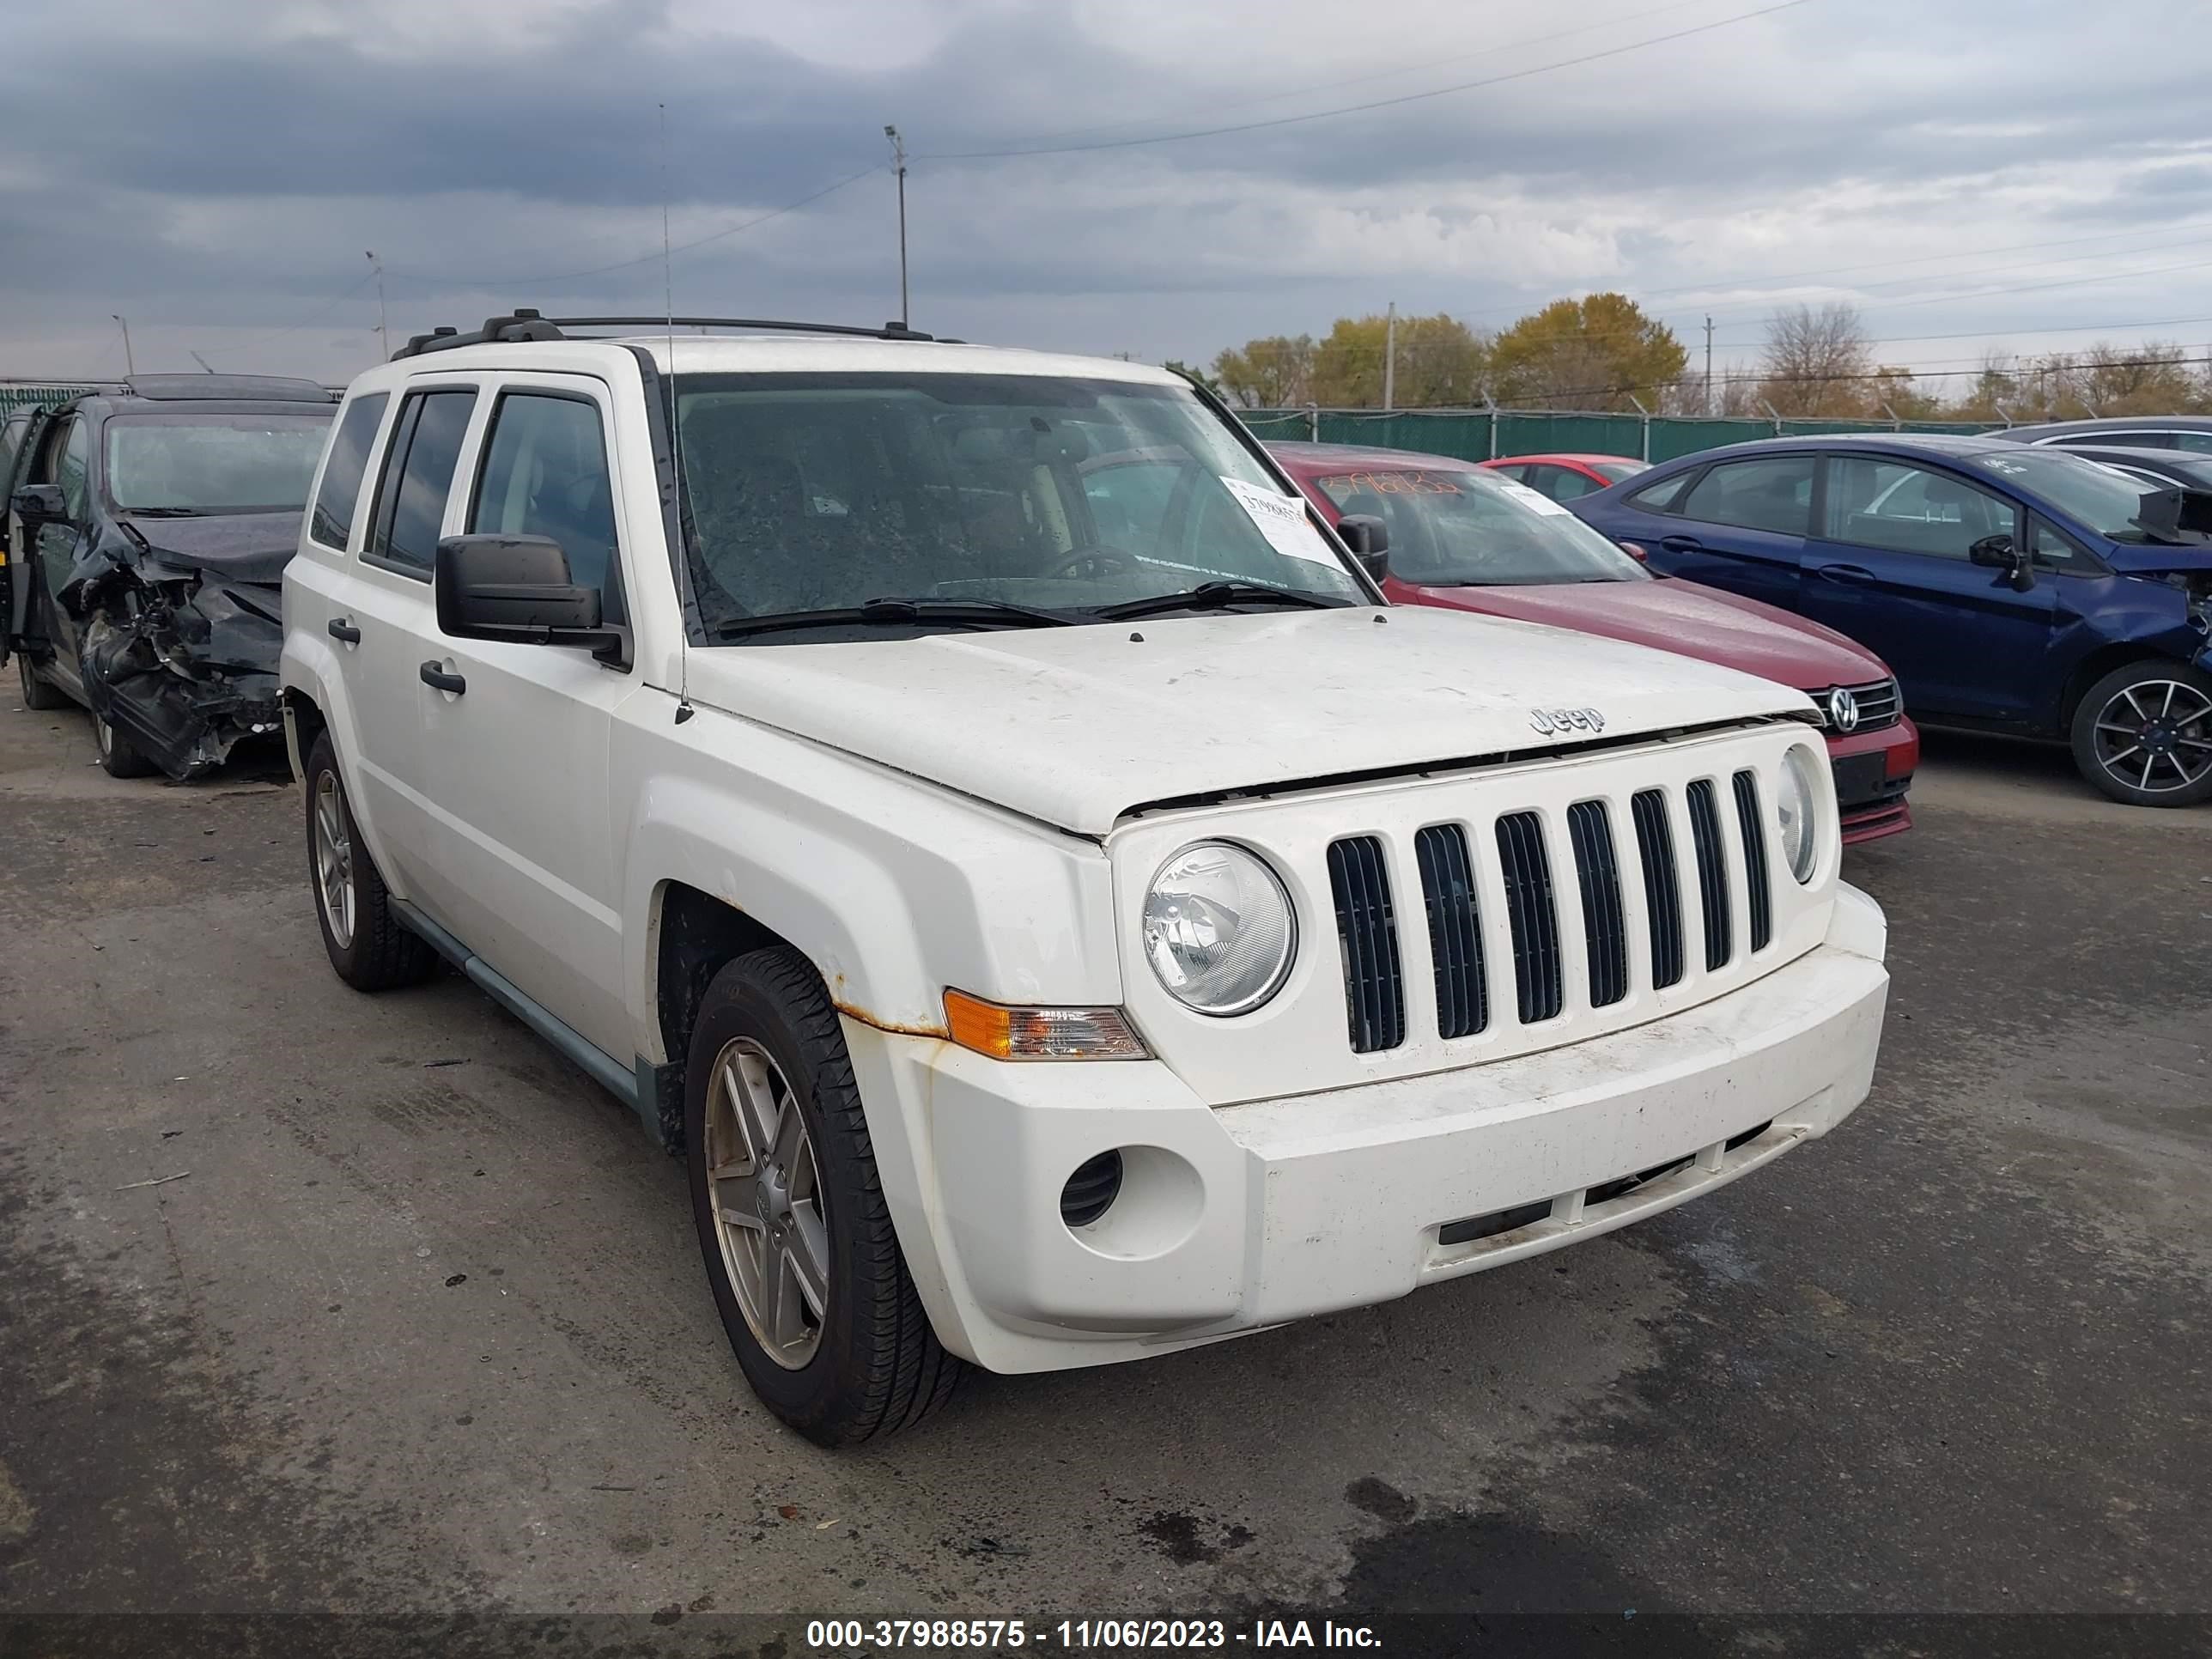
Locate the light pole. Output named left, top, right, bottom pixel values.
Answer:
left=366, top=251, right=388, bottom=360
left=111, top=313, right=136, bottom=377
left=884, top=125, right=908, bottom=328
left=1383, top=301, right=1396, bottom=412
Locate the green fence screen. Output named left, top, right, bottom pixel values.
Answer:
left=1243, top=405, right=2002, bottom=465
left=0, top=385, right=98, bottom=421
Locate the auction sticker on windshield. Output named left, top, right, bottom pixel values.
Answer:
left=1221, top=477, right=1341, bottom=566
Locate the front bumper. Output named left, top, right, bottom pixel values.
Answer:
left=1828, top=717, right=1918, bottom=846
left=845, top=885, right=1889, bottom=1375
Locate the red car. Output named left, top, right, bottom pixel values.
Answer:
left=1482, top=452, right=1650, bottom=502
left=1273, top=442, right=1917, bottom=844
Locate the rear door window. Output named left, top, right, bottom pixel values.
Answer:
left=1528, top=463, right=1599, bottom=501
left=368, top=389, right=477, bottom=576
left=1677, top=455, right=1815, bottom=536
left=309, top=392, right=391, bottom=551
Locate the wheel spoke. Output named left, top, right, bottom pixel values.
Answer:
left=2141, top=752, right=2155, bottom=790
left=2119, top=687, right=2151, bottom=720
left=732, top=1051, right=782, bottom=1164
left=755, top=1237, right=787, bottom=1344
left=787, top=1203, right=830, bottom=1320
left=2094, top=720, right=2142, bottom=738
left=2105, top=743, right=2142, bottom=766
left=770, top=1089, right=807, bottom=1174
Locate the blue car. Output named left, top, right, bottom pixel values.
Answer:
left=1572, top=434, right=2212, bottom=807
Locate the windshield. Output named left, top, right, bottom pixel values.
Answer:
left=1310, top=467, right=1648, bottom=586
left=1968, top=447, right=2175, bottom=542
left=1589, top=459, right=1650, bottom=483
left=104, top=413, right=333, bottom=514
left=672, top=372, right=1364, bottom=636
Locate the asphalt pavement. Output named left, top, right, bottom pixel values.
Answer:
left=1, top=694, right=2206, bottom=1656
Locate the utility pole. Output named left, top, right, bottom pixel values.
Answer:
left=884, top=125, right=908, bottom=328
left=1704, top=314, right=1715, bottom=416
left=365, top=251, right=388, bottom=360
left=1383, top=301, right=1397, bottom=412
left=111, top=313, right=136, bottom=377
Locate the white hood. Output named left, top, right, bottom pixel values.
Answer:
left=679, top=606, right=1814, bottom=836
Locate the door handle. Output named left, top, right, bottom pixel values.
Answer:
left=327, top=617, right=361, bottom=643
left=1658, top=534, right=1703, bottom=553
left=1814, top=564, right=1876, bottom=586
left=419, top=660, right=466, bottom=695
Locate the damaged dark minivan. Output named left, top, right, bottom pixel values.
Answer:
left=3, top=375, right=337, bottom=777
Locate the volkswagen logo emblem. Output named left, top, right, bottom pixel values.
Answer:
left=1826, top=687, right=1861, bottom=734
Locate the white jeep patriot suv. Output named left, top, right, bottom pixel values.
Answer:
left=281, top=313, right=1888, bottom=1445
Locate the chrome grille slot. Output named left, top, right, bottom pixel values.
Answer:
left=1686, top=779, right=1732, bottom=971
left=1838, top=677, right=1901, bottom=730
left=1566, top=800, right=1628, bottom=1008
left=1328, top=836, right=1406, bottom=1053
left=1631, top=787, right=1685, bottom=990
left=1733, top=770, right=1773, bottom=952
left=1415, top=823, right=1488, bottom=1039
left=1494, top=811, right=1564, bottom=1024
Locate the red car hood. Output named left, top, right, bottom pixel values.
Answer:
left=1393, top=576, right=1889, bottom=692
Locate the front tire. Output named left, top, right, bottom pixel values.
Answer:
left=94, top=710, right=157, bottom=778
left=304, top=732, right=438, bottom=990
left=16, top=650, right=67, bottom=711
left=686, top=947, right=963, bottom=1445
left=2070, top=660, right=2212, bottom=807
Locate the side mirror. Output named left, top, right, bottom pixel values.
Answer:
left=11, top=483, right=64, bottom=522
left=1968, top=532, right=2034, bottom=591
left=1337, top=513, right=1390, bottom=582
left=1618, top=540, right=1649, bottom=562
left=435, top=533, right=605, bottom=643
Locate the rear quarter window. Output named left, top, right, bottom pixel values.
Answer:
left=308, top=392, right=391, bottom=551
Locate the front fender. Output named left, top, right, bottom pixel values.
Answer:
left=615, top=700, right=1124, bottom=1065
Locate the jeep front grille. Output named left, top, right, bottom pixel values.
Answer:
left=1733, top=770, right=1773, bottom=953
left=1326, top=772, right=1784, bottom=1058
left=1495, top=811, right=1565, bottom=1025
left=1414, top=823, right=1488, bottom=1039
left=1686, top=778, right=1732, bottom=971
left=1566, top=800, right=1629, bottom=1009
left=1630, top=787, right=1685, bottom=990
left=1328, top=834, right=1405, bottom=1053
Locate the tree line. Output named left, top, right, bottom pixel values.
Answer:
left=1186, top=295, right=2212, bottom=423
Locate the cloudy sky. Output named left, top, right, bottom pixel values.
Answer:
left=3, top=0, right=2209, bottom=396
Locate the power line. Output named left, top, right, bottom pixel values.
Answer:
left=392, top=162, right=884, bottom=290
left=1001, top=0, right=1725, bottom=148
left=917, top=0, right=1820, bottom=161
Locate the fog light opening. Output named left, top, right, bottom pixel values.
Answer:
left=1059, top=1150, right=1124, bottom=1230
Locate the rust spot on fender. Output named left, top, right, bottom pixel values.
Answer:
left=833, top=999, right=950, bottom=1041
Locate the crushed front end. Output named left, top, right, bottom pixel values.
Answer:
left=66, top=530, right=290, bottom=780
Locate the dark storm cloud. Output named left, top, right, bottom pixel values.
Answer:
left=1, top=0, right=2209, bottom=380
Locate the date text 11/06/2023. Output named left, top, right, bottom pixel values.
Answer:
left=805, top=1620, right=1383, bottom=1650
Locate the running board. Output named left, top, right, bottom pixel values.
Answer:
left=390, top=899, right=669, bottom=1143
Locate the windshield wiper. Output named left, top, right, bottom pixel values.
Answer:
left=712, top=596, right=1076, bottom=641
left=125, top=507, right=208, bottom=519
left=1092, top=581, right=1350, bottom=622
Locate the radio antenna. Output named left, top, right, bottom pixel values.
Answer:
left=659, top=100, right=695, bottom=713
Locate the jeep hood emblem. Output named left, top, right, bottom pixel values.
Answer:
left=1529, top=706, right=1605, bottom=737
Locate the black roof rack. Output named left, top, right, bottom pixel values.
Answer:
left=118, top=373, right=337, bottom=403
left=391, top=309, right=947, bottom=360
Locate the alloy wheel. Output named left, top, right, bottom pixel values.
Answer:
left=313, top=771, right=356, bottom=949
left=702, top=1036, right=829, bottom=1370
left=2090, top=679, right=2212, bottom=796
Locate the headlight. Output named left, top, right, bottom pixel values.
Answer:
left=1141, top=842, right=1296, bottom=1015
left=1778, top=745, right=1823, bottom=883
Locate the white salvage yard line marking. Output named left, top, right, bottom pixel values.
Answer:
left=113, top=1171, right=191, bottom=1191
